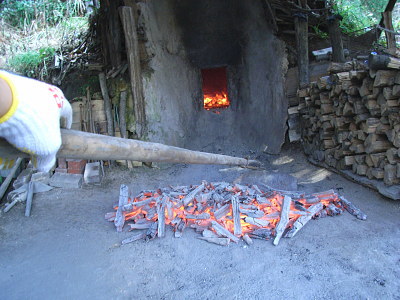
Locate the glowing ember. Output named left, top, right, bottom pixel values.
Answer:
left=106, top=181, right=366, bottom=246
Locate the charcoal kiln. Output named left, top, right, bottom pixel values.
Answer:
left=136, top=0, right=288, bottom=154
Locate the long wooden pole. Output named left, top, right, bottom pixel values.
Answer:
left=0, top=130, right=260, bottom=168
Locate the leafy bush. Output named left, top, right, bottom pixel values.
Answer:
left=8, top=47, right=56, bottom=77
left=0, top=0, right=90, bottom=78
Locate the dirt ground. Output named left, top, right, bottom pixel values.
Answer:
left=1, top=143, right=399, bottom=300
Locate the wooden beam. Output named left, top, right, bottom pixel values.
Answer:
left=119, top=6, right=146, bottom=138
left=382, top=11, right=396, bottom=51
left=295, top=13, right=309, bottom=87
left=263, top=0, right=278, bottom=33
left=377, top=0, right=398, bottom=39
left=327, top=14, right=345, bottom=63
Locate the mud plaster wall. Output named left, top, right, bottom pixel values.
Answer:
left=138, top=0, right=288, bottom=154
left=138, top=1, right=199, bottom=147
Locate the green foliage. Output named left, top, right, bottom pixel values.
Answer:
left=313, top=25, right=329, bottom=39
left=0, top=0, right=86, bottom=30
left=8, top=47, right=56, bottom=77
left=330, top=0, right=388, bottom=35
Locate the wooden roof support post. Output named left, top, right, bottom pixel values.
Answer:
left=327, top=14, right=345, bottom=63
left=377, top=0, right=398, bottom=39
left=382, top=11, right=396, bottom=51
left=119, top=6, right=147, bottom=138
left=294, top=12, right=309, bottom=87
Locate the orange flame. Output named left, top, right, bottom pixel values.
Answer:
left=203, top=92, right=230, bottom=110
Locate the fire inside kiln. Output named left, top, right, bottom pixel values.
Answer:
left=201, top=67, right=230, bottom=110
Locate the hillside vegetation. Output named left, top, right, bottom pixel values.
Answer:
left=0, top=0, right=92, bottom=80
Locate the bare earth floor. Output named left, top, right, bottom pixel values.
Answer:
left=1, top=144, right=400, bottom=300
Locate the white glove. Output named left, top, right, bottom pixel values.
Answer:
left=0, top=70, right=72, bottom=172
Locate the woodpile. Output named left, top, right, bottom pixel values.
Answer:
left=106, top=182, right=366, bottom=246
left=293, top=59, right=400, bottom=187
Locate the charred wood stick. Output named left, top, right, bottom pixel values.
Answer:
left=211, top=221, right=240, bottom=243
left=0, top=130, right=261, bottom=168
left=326, top=203, right=343, bottom=216
left=339, top=196, right=367, bottom=220
left=157, top=196, right=167, bottom=237
left=114, top=184, right=129, bottom=232
left=285, top=202, right=323, bottom=238
left=244, top=217, right=269, bottom=227
left=122, top=197, right=153, bottom=211
left=190, top=224, right=208, bottom=232
left=184, top=212, right=210, bottom=220
left=121, top=232, right=145, bottom=245
left=273, top=195, right=291, bottom=246
left=128, top=223, right=153, bottom=230
left=24, top=181, right=34, bottom=217
left=145, top=221, right=158, bottom=241
left=213, top=204, right=230, bottom=219
left=182, top=182, right=205, bottom=206
left=174, top=219, right=186, bottom=238
left=243, top=234, right=253, bottom=245
left=249, top=228, right=273, bottom=240
left=202, top=229, right=219, bottom=238
left=3, top=198, right=19, bottom=213
left=198, top=237, right=230, bottom=246
left=240, top=209, right=264, bottom=218
left=0, top=157, right=23, bottom=200
left=232, top=195, right=242, bottom=236
left=105, top=211, right=116, bottom=221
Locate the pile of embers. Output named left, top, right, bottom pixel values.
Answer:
left=105, top=181, right=367, bottom=246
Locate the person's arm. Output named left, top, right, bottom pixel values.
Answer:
left=0, top=70, right=72, bottom=172
left=0, top=77, right=13, bottom=118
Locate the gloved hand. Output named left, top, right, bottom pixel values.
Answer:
left=0, top=70, right=72, bottom=172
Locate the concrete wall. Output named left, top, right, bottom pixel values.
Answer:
left=138, top=0, right=288, bottom=154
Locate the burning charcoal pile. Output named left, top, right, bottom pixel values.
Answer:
left=105, top=181, right=367, bottom=246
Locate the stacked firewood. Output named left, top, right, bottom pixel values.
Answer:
left=297, top=61, right=400, bottom=186
left=106, top=182, right=366, bottom=246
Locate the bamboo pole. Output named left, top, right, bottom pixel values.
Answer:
left=0, top=130, right=260, bottom=168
